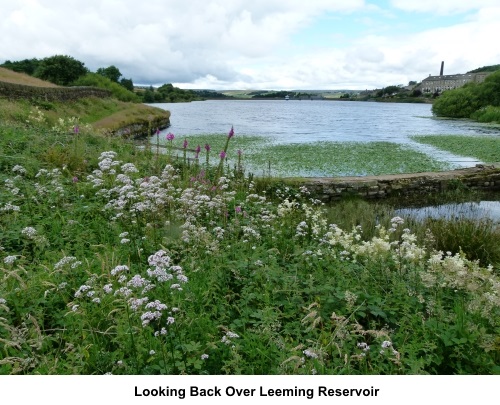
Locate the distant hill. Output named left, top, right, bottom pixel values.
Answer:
left=0, top=67, right=59, bottom=87
left=467, top=64, right=500, bottom=73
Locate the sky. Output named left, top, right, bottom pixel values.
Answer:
left=1, top=0, right=500, bottom=90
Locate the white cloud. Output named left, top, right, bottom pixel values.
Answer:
left=390, top=0, right=500, bottom=14
left=1, top=0, right=499, bottom=90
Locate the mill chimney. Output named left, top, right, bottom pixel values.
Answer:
left=440, top=61, right=444, bottom=76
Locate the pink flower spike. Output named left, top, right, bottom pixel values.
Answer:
left=228, top=126, right=234, bottom=138
left=73, top=126, right=79, bottom=134
left=166, top=132, right=175, bottom=141
left=237, top=149, right=242, bottom=156
left=183, top=139, right=188, bottom=149
left=219, top=151, right=226, bottom=159
left=72, top=176, right=79, bottom=183
left=195, top=145, right=201, bottom=154
left=156, top=128, right=160, bottom=135
left=205, top=143, right=211, bottom=152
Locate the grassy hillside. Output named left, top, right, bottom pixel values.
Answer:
left=0, top=67, right=59, bottom=87
left=0, top=68, right=170, bottom=135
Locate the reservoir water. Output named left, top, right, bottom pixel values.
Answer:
left=151, top=100, right=500, bottom=167
left=150, top=100, right=500, bottom=220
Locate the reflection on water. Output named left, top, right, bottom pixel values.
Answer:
left=396, top=201, right=500, bottom=223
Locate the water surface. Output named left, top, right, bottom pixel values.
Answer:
left=151, top=100, right=500, bottom=167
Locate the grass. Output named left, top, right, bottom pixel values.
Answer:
left=1, top=117, right=499, bottom=375
left=0, top=97, right=170, bottom=134
left=411, top=135, right=500, bottom=163
left=0, top=67, right=59, bottom=87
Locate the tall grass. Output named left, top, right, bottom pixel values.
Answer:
left=0, top=114, right=499, bottom=375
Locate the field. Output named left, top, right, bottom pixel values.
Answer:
left=1, top=114, right=499, bottom=375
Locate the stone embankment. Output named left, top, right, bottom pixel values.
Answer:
left=0, top=81, right=111, bottom=102
left=290, top=164, right=500, bottom=202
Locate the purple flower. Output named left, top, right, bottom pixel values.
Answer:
left=235, top=206, right=242, bottom=213
left=219, top=151, right=226, bottom=159
left=156, top=128, right=160, bottom=135
left=72, top=176, right=79, bottom=183
left=166, top=132, right=175, bottom=141
left=195, top=145, right=201, bottom=154
left=228, top=126, right=234, bottom=138
left=205, top=143, right=211, bottom=152
left=237, top=149, right=242, bottom=156
left=183, top=139, right=188, bottom=149
left=73, top=126, right=79, bottom=134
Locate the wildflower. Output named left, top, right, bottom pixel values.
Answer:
left=237, top=149, right=242, bottom=156
left=228, top=126, right=234, bottom=138
left=0, top=298, right=7, bottom=305
left=21, top=227, right=37, bottom=239
left=390, top=216, right=404, bottom=226
left=72, top=176, right=79, bottom=183
left=201, top=354, right=209, bottom=360
left=166, top=132, right=175, bottom=141
left=3, top=255, right=16, bottom=264
left=204, top=143, right=211, bottom=152
left=111, top=265, right=129, bottom=276
left=166, top=317, right=175, bottom=325
left=121, top=163, right=139, bottom=173
left=183, top=139, right=188, bottom=149
left=303, top=349, right=318, bottom=359
left=149, top=350, right=156, bottom=356
left=12, top=165, right=26, bottom=174
left=219, top=151, right=226, bottom=159
left=381, top=341, right=392, bottom=349
left=221, top=330, right=239, bottom=345
left=71, top=305, right=79, bottom=312
left=73, top=125, right=79, bottom=134
left=357, top=342, right=370, bottom=352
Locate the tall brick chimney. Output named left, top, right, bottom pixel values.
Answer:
left=440, top=61, right=444, bottom=76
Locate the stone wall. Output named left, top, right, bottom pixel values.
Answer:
left=0, top=81, right=111, bottom=102
left=287, top=164, right=500, bottom=203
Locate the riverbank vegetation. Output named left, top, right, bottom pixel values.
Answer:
left=0, top=96, right=170, bottom=137
left=411, top=135, right=500, bottom=164
left=432, top=71, right=500, bottom=122
left=163, top=133, right=454, bottom=177
left=1, top=111, right=499, bottom=375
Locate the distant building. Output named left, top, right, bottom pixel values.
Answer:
left=419, top=61, right=490, bottom=93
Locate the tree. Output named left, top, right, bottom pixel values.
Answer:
left=120, top=78, right=134, bottom=92
left=1, top=58, right=40, bottom=75
left=383, top=85, right=400, bottom=95
left=34, top=55, right=88, bottom=85
left=96, top=65, right=122, bottom=83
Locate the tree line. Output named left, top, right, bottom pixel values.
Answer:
left=0, top=55, right=202, bottom=103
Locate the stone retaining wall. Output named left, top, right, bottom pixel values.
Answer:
left=0, top=81, right=111, bottom=102
left=288, top=164, right=500, bottom=202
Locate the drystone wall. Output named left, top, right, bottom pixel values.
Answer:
left=289, top=164, right=500, bottom=202
left=0, top=81, right=111, bottom=102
